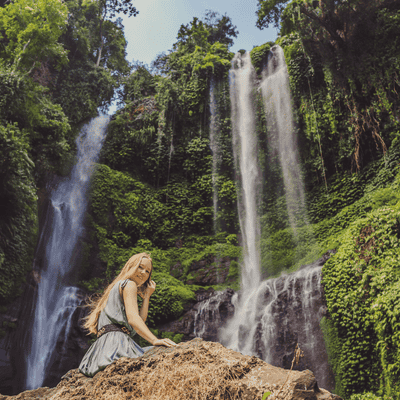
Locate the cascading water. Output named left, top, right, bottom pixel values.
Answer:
left=209, top=77, right=220, bottom=233
left=219, top=51, right=262, bottom=355
left=252, top=261, right=333, bottom=389
left=228, top=52, right=262, bottom=290
left=193, top=291, right=227, bottom=340
left=25, top=115, right=110, bottom=390
left=260, top=45, right=309, bottom=235
left=218, top=50, right=334, bottom=391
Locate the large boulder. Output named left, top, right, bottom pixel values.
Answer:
left=0, top=338, right=341, bottom=400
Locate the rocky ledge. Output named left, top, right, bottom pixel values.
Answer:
left=0, top=338, right=341, bottom=400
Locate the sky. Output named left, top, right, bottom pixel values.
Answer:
left=121, top=0, right=278, bottom=66
left=109, top=0, right=278, bottom=112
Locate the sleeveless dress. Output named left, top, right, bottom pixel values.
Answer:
left=79, top=279, right=154, bottom=377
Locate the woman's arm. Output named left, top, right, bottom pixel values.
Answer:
left=139, top=295, right=150, bottom=323
left=123, top=281, right=158, bottom=345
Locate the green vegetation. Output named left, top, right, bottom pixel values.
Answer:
left=250, top=42, right=273, bottom=75
left=1, top=0, right=400, bottom=397
left=323, top=203, right=400, bottom=398
left=0, top=0, right=132, bottom=305
left=252, top=1, right=400, bottom=396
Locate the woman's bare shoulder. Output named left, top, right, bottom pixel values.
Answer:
left=119, top=279, right=138, bottom=297
left=125, top=280, right=138, bottom=290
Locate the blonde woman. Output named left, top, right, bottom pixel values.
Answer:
left=79, top=252, right=176, bottom=377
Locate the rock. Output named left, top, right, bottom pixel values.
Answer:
left=0, top=282, right=32, bottom=395
left=158, top=251, right=338, bottom=393
left=158, top=288, right=235, bottom=341
left=0, top=338, right=341, bottom=400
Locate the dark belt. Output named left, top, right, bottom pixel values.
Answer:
left=97, top=323, right=131, bottom=339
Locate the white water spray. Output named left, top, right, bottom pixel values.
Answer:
left=209, top=77, right=220, bottom=233
left=217, top=49, right=332, bottom=389
left=260, top=45, right=309, bottom=235
left=219, top=51, right=262, bottom=352
left=26, top=115, right=110, bottom=390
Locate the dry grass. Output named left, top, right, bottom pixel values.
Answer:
left=49, top=340, right=316, bottom=400
left=90, top=341, right=267, bottom=400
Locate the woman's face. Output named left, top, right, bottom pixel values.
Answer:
left=130, top=257, right=152, bottom=287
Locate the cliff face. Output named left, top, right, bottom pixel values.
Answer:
left=0, top=338, right=341, bottom=400
left=0, top=293, right=26, bottom=394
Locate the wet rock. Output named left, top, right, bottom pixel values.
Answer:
left=158, top=288, right=235, bottom=342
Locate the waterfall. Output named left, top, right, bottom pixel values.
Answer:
left=253, top=262, right=333, bottom=389
left=25, top=115, right=110, bottom=390
left=228, top=52, right=262, bottom=291
left=209, top=77, right=219, bottom=233
left=260, top=45, right=309, bottom=235
left=217, top=50, right=334, bottom=391
left=219, top=52, right=261, bottom=354
left=193, top=291, right=227, bottom=340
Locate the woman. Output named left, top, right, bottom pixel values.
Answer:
left=79, top=252, right=177, bottom=377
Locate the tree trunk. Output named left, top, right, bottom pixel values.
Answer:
left=96, top=17, right=104, bottom=67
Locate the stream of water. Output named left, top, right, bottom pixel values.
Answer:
left=25, top=115, right=110, bottom=390
left=209, top=77, right=220, bottom=234
left=260, top=45, right=309, bottom=235
left=216, top=48, right=333, bottom=390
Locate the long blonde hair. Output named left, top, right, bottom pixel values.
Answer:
left=82, top=252, right=153, bottom=335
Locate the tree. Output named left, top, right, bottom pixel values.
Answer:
left=92, top=0, right=138, bottom=67
left=203, top=10, right=239, bottom=48
left=176, top=11, right=238, bottom=50
left=256, top=0, right=290, bottom=30
left=0, top=0, right=69, bottom=73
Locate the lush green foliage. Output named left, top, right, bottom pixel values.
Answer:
left=51, top=0, right=130, bottom=123
left=0, top=122, right=37, bottom=304
left=349, top=393, right=394, bottom=400
left=287, top=0, right=398, bottom=177
left=79, top=13, right=241, bottom=327
left=0, top=64, right=71, bottom=304
left=81, top=163, right=241, bottom=282
left=256, top=0, right=290, bottom=30
left=260, top=146, right=400, bottom=275
left=0, top=67, right=71, bottom=179
left=0, top=0, right=135, bottom=305
left=2, top=3, right=400, bottom=398
left=250, top=42, right=273, bottom=75
left=322, top=202, right=400, bottom=398
left=0, top=0, right=68, bottom=71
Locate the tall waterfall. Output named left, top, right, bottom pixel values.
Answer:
left=25, top=115, right=110, bottom=390
left=260, top=45, right=309, bottom=235
left=209, top=77, right=220, bottom=233
left=216, top=50, right=333, bottom=391
left=219, top=51, right=262, bottom=353
left=229, top=52, right=262, bottom=291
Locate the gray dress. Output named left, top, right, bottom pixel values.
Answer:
left=79, top=279, right=154, bottom=377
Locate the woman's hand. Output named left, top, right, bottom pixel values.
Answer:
left=153, top=338, right=177, bottom=347
left=140, top=280, right=156, bottom=299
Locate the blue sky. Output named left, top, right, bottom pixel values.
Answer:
left=109, top=0, right=278, bottom=113
left=121, top=0, right=278, bottom=66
